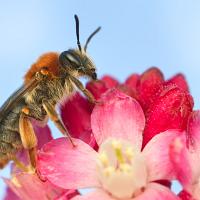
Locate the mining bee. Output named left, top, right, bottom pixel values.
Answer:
left=0, top=15, right=101, bottom=171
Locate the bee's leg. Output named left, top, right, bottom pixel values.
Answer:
left=69, top=76, right=96, bottom=103
left=19, top=110, right=38, bottom=169
left=42, top=100, right=75, bottom=146
left=12, top=156, right=30, bottom=172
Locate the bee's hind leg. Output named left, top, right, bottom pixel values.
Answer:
left=42, top=100, right=75, bottom=146
left=19, top=108, right=38, bottom=170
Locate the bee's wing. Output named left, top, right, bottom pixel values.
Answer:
left=0, top=78, right=39, bottom=122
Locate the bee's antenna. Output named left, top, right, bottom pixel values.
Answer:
left=74, top=15, right=82, bottom=52
left=84, top=27, right=101, bottom=52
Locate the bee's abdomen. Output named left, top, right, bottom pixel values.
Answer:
left=0, top=129, right=22, bottom=168
left=0, top=106, right=23, bottom=167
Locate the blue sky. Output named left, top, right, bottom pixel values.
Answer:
left=0, top=0, right=200, bottom=198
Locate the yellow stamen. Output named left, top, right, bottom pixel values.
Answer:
left=112, top=140, right=124, bottom=164
left=125, top=147, right=134, bottom=161
left=119, top=163, right=132, bottom=173
left=99, top=152, right=109, bottom=167
left=103, top=166, right=115, bottom=177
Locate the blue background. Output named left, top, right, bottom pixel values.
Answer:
left=0, top=0, right=200, bottom=198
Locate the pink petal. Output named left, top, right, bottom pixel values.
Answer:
left=61, top=93, right=97, bottom=148
left=166, top=73, right=189, bottom=92
left=72, top=184, right=179, bottom=200
left=134, top=183, right=179, bottom=200
left=72, top=190, right=115, bottom=200
left=137, top=67, right=164, bottom=111
left=101, top=75, right=119, bottom=88
left=4, top=187, right=20, bottom=200
left=86, top=80, right=108, bottom=99
left=178, top=190, right=194, bottom=200
left=37, top=138, right=99, bottom=189
left=4, top=173, right=66, bottom=200
left=125, top=73, right=140, bottom=90
left=55, top=190, right=79, bottom=200
left=91, top=89, right=145, bottom=149
left=169, top=135, right=200, bottom=188
left=187, top=111, right=200, bottom=152
left=143, top=84, right=193, bottom=147
left=32, top=122, right=53, bottom=149
left=117, top=84, right=138, bottom=99
left=142, top=130, right=182, bottom=181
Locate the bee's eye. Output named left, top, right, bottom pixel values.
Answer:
left=65, top=53, right=80, bottom=65
left=59, top=50, right=80, bottom=67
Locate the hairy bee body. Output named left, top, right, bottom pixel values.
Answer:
left=0, top=59, right=76, bottom=167
left=0, top=15, right=100, bottom=169
left=25, top=72, right=74, bottom=120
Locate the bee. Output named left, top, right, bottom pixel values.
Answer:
left=0, top=15, right=101, bottom=170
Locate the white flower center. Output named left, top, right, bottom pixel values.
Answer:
left=96, top=138, right=147, bottom=199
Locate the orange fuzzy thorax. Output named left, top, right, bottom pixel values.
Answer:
left=24, top=52, right=60, bottom=84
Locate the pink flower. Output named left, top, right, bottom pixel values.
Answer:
left=170, top=111, right=200, bottom=200
left=38, top=90, right=181, bottom=200
left=4, top=123, right=78, bottom=200
left=61, top=68, right=193, bottom=149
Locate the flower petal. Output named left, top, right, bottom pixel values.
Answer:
left=72, top=184, right=179, bottom=200
left=178, top=190, right=193, bottom=200
left=142, top=130, right=182, bottom=181
left=61, top=93, right=97, bottom=148
left=4, top=187, right=20, bottom=200
left=55, top=190, right=79, bottom=200
left=143, top=84, right=193, bottom=147
left=37, top=138, right=99, bottom=189
left=170, top=135, right=200, bottom=190
left=134, top=183, right=179, bottom=200
left=125, top=73, right=140, bottom=90
left=187, top=111, right=200, bottom=152
left=72, top=190, right=114, bottom=200
left=86, top=80, right=108, bottom=99
left=4, top=173, right=66, bottom=200
left=91, top=89, right=145, bottom=149
left=169, top=136, right=193, bottom=187
left=137, top=67, right=164, bottom=111
left=101, top=75, right=119, bottom=88
left=117, top=84, right=138, bottom=99
left=33, top=122, right=53, bottom=149
left=166, top=73, right=189, bottom=92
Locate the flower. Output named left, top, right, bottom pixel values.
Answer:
left=38, top=90, right=181, bottom=200
left=4, top=123, right=78, bottom=200
left=170, top=111, right=200, bottom=200
left=61, top=67, right=193, bottom=149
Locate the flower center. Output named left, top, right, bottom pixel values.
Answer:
left=96, top=138, right=147, bottom=199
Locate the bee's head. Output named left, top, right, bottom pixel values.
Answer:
left=59, top=15, right=100, bottom=80
left=59, top=49, right=97, bottom=80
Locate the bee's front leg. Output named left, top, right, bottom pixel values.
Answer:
left=18, top=107, right=38, bottom=170
left=69, top=76, right=97, bottom=104
left=42, top=100, right=75, bottom=146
